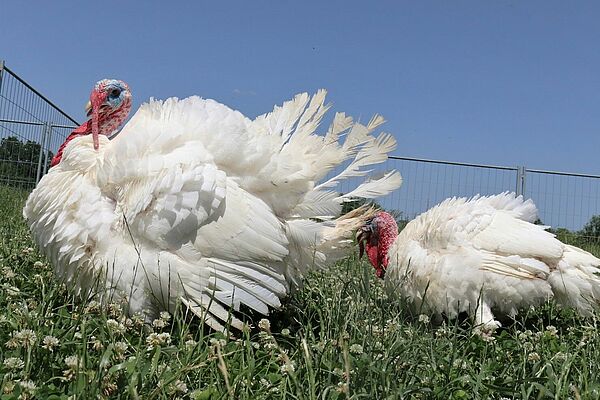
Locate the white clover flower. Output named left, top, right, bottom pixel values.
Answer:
left=527, top=352, right=541, bottom=362
left=554, top=351, right=568, bottom=362
left=33, top=261, right=44, bottom=269
left=131, top=313, right=145, bottom=328
left=185, top=339, right=197, bottom=351
left=1, top=267, right=15, bottom=279
left=13, top=329, right=37, bottom=347
left=264, top=342, right=278, bottom=351
left=473, top=327, right=496, bottom=343
left=280, top=361, right=296, bottom=374
left=84, top=300, right=101, bottom=314
left=106, top=319, right=125, bottom=335
left=152, top=318, right=167, bottom=329
left=114, top=341, right=128, bottom=354
left=107, top=302, right=123, bottom=318
left=3, top=357, right=24, bottom=370
left=371, top=325, right=383, bottom=336
left=2, top=380, right=15, bottom=394
left=18, top=379, right=36, bottom=393
left=349, top=344, right=364, bottom=355
left=89, top=336, right=104, bottom=352
left=146, top=332, right=171, bottom=350
left=418, top=314, right=430, bottom=324
left=3, top=284, right=20, bottom=297
left=73, top=332, right=83, bottom=340
left=258, top=319, right=271, bottom=332
left=64, top=355, right=82, bottom=369
left=545, top=325, right=558, bottom=337
left=63, top=355, right=83, bottom=380
left=281, top=328, right=291, bottom=337
left=336, top=382, right=349, bottom=394
left=21, top=247, right=34, bottom=254
left=159, top=311, right=171, bottom=322
left=41, top=335, right=59, bottom=352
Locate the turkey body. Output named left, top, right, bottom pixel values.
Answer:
left=24, top=91, right=402, bottom=331
left=383, top=193, right=600, bottom=330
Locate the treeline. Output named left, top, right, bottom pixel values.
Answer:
left=0, top=135, right=53, bottom=187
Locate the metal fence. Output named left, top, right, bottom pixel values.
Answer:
left=337, top=156, right=600, bottom=233
left=1, top=61, right=599, bottom=234
left=0, top=61, right=78, bottom=188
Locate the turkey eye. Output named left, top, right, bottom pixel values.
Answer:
left=110, top=89, right=121, bottom=98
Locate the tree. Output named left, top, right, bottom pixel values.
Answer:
left=581, top=215, right=600, bottom=239
left=0, top=135, right=53, bottom=187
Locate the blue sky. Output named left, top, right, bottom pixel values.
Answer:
left=2, top=1, right=600, bottom=173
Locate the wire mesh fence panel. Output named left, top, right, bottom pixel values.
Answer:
left=334, top=156, right=519, bottom=222
left=524, top=170, right=600, bottom=232
left=0, top=62, right=78, bottom=189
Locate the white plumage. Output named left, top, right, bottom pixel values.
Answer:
left=369, top=192, right=600, bottom=330
left=23, top=87, right=402, bottom=331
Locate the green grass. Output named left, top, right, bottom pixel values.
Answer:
left=1, top=185, right=600, bottom=399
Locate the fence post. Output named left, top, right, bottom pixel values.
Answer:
left=42, top=124, right=53, bottom=175
left=516, top=166, right=526, bottom=196
left=35, top=122, right=50, bottom=183
left=0, top=60, right=4, bottom=94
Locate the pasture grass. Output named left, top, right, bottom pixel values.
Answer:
left=1, top=185, right=600, bottom=399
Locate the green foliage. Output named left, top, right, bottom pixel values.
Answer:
left=547, top=216, right=600, bottom=254
left=0, top=136, right=53, bottom=188
left=2, top=185, right=600, bottom=398
left=581, top=215, right=600, bottom=239
left=340, top=198, right=380, bottom=215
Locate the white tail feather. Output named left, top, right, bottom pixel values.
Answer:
left=339, top=170, right=403, bottom=201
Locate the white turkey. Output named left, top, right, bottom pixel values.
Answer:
left=23, top=79, right=402, bottom=331
left=357, top=192, right=600, bottom=330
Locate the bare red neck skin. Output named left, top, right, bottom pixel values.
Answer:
left=365, top=212, right=399, bottom=278
left=50, top=96, right=131, bottom=167
left=50, top=121, right=92, bottom=167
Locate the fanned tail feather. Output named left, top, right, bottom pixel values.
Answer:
left=339, top=170, right=403, bottom=201
left=250, top=90, right=401, bottom=218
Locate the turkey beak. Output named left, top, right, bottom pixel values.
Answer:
left=358, top=238, right=365, bottom=259
left=357, top=227, right=368, bottom=259
left=85, top=100, right=92, bottom=117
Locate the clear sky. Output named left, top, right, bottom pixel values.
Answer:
left=2, top=1, right=600, bottom=174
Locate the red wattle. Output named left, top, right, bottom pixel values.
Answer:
left=50, top=121, right=92, bottom=167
